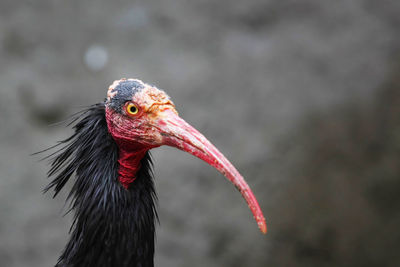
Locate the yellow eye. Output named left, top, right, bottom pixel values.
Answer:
left=126, top=103, right=139, bottom=115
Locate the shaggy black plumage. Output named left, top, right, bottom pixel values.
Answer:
left=42, top=103, right=157, bottom=267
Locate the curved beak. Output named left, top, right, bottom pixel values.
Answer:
left=154, top=109, right=267, bottom=234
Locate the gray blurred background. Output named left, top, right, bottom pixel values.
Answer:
left=1, top=0, right=399, bottom=266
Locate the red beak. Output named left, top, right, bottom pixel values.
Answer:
left=154, top=109, right=267, bottom=234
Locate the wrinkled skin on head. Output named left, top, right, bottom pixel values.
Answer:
left=106, top=79, right=177, bottom=148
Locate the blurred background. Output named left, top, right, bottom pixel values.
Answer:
left=0, top=0, right=399, bottom=266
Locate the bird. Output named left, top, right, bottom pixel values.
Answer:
left=42, top=78, right=266, bottom=267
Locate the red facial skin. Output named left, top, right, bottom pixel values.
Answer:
left=105, top=79, right=267, bottom=234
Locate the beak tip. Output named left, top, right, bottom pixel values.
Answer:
left=259, top=221, right=267, bottom=234
left=261, top=225, right=267, bottom=234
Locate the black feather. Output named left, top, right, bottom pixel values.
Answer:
left=42, top=103, right=158, bottom=267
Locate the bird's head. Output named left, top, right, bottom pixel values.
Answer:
left=105, top=78, right=179, bottom=150
left=105, top=78, right=267, bottom=234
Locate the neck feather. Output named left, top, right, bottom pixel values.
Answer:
left=43, top=104, right=157, bottom=267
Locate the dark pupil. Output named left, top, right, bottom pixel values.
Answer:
left=129, top=105, right=137, bottom=113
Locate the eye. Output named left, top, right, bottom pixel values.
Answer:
left=126, top=103, right=139, bottom=115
